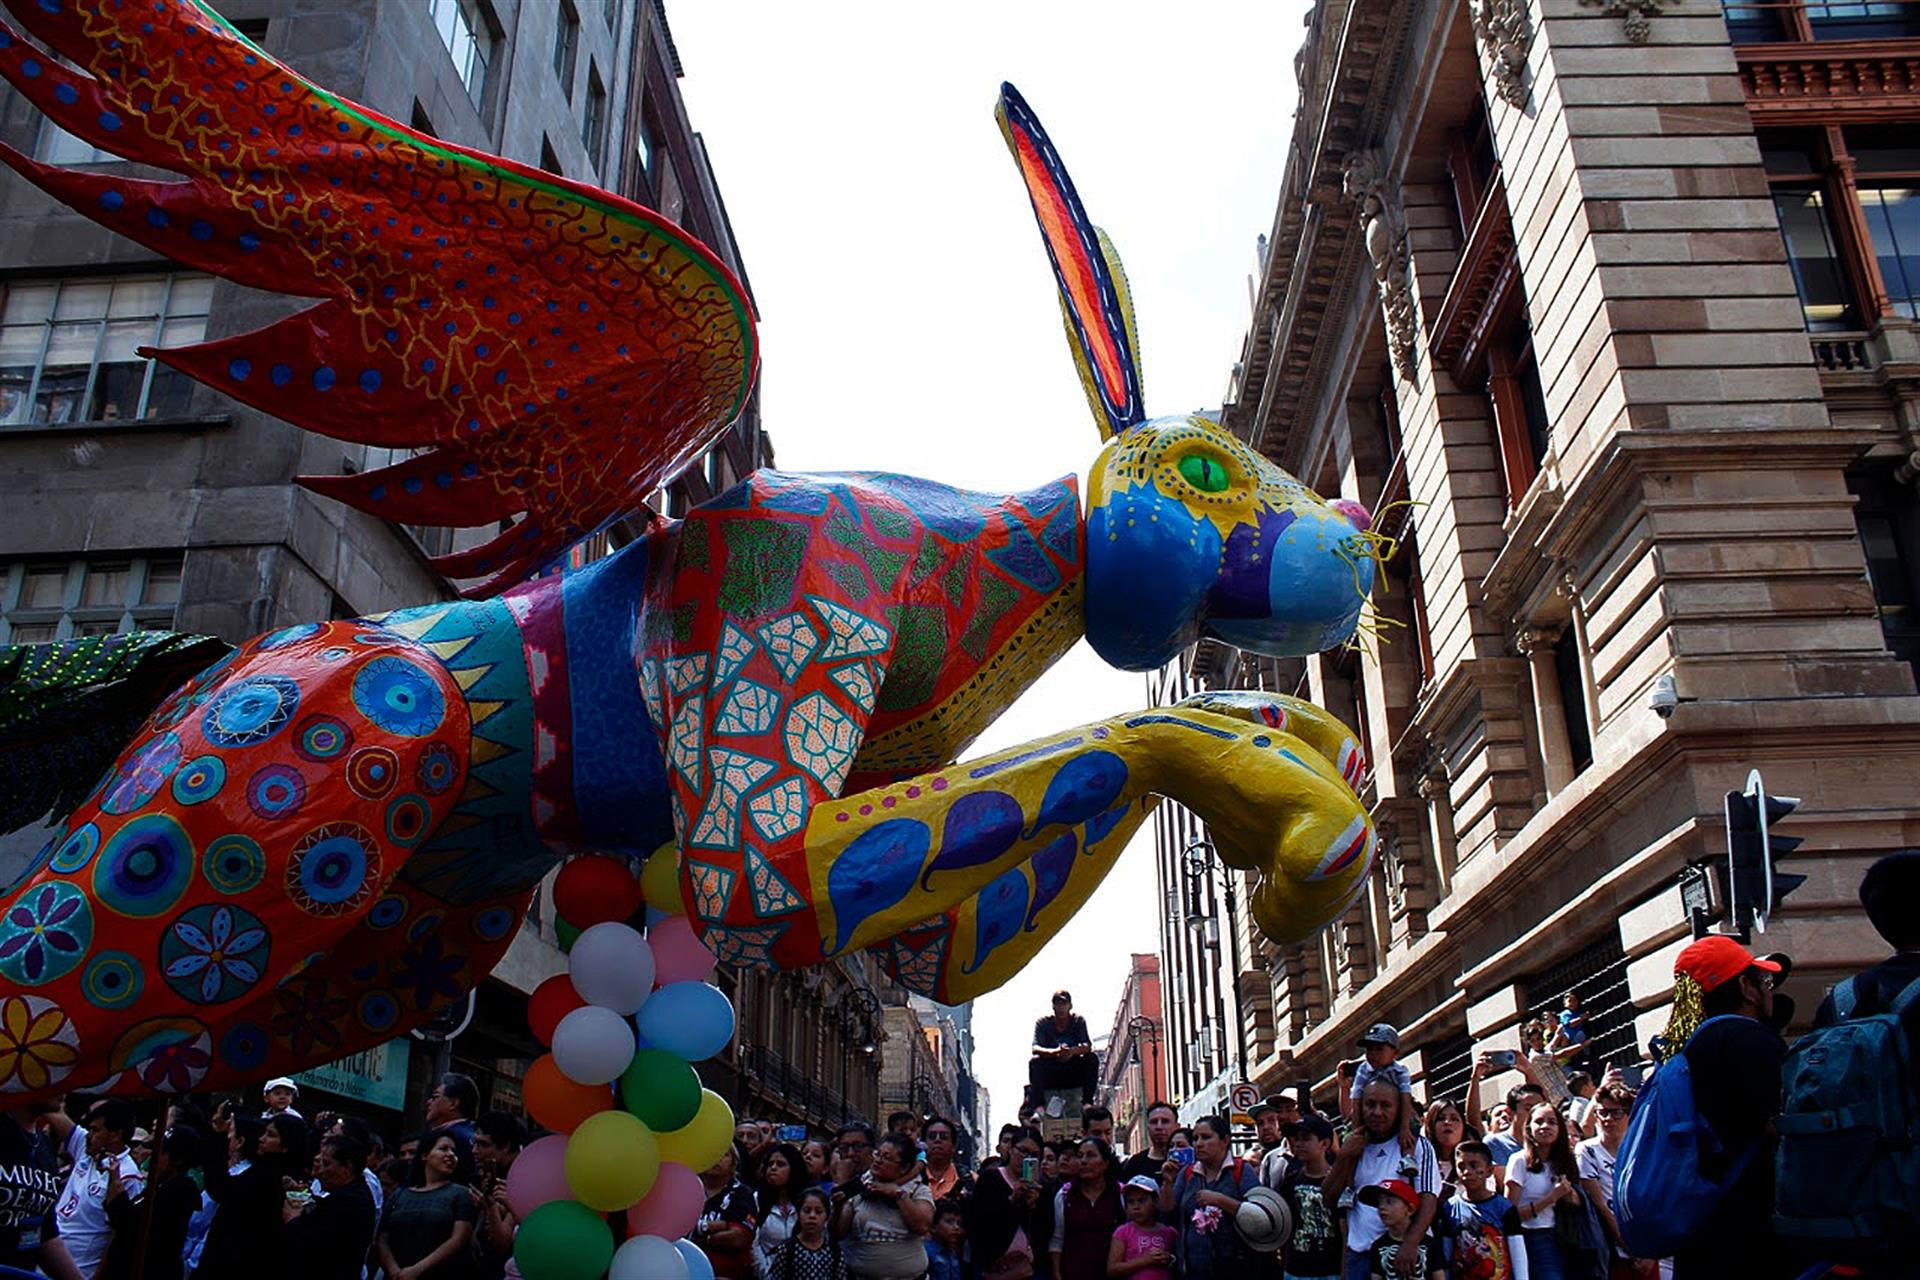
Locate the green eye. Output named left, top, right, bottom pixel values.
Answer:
left=1178, top=453, right=1232, bottom=494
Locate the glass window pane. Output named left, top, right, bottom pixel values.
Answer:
left=0, top=324, right=45, bottom=363
left=8, top=623, right=58, bottom=644
left=41, top=319, right=99, bottom=367
left=1761, top=130, right=1825, bottom=178
left=0, top=368, right=31, bottom=427
left=20, top=566, right=67, bottom=609
left=97, top=318, right=151, bottom=364
left=2, top=285, right=56, bottom=325
left=1846, top=127, right=1920, bottom=177
left=33, top=367, right=89, bottom=425
left=145, top=368, right=193, bottom=419
left=1861, top=186, right=1920, bottom=321
left=159, top=315, right=208, bottom=348
left=74, top=619, right=121, bottom=637
left=164, top=276, right=215, bottom=318
left=88, top=362, right=147, bottom=421
left=51, top=282, right=110, bottom=322
left=106, top=278, right=167, bottom=320
left=80, top=564, right=130, bottom=608
left=1772, top=187, right=1858, bottom=330
left=141, top=560, right=183, bottom=605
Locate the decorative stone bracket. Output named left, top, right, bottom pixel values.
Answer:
left=1342, top=150, right=1421, bottom=384
left=1577, top=0, right=1677, bottom=44
left=1471, top=0, right=1534, bottom=107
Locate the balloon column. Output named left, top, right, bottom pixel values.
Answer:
left=512, top=847, right=734, bottom=1280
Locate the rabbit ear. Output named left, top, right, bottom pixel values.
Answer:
left=997, top=83, right=1145, bottom=440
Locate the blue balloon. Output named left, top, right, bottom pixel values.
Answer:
left=675, top=1238, right=716, bottom=1280
left=634, top=980, right=735, bottom=1061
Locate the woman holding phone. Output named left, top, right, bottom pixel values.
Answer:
left=966, top=1127, right=1044, bottom=1280
left=1160, top=1116, right=1258, bottom=1279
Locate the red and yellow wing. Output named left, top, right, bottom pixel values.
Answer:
left=0, top=0, right=757, bottom=593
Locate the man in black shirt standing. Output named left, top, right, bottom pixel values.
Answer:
left=1670, top=934, right=1795, bottom=1280
left=1813, top=849, right=1920, bottom=1050
left=1027, top=989, right=1096, bottom=1112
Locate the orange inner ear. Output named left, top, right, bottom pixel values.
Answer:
left=1009, top=128, right=1128, bottom=412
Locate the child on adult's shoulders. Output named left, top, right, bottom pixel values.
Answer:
left=1342, top=1023, right=1418, bottom=1155
left=1358, top=1180, right=1446, bottom=1279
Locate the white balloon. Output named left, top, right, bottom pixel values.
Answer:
left=549, top=1004, right=635, bottom=1085
left=568, top=921, right=657, bottom=1016
left=610, top=1235, right=689, bottom=1280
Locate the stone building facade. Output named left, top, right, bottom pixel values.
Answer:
left=0, top=0, right=793, bottom=1125
left=1152, top=0, right=1920, bottom=1113
left=1097, top=953, right=1166, bottom=1154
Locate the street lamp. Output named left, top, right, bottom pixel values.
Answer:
left=1126, top=1014, right=1162, bottom=1146
left=1182, top=839, right=1249, bottom=1086
left=837, top=987, right=881, bottom=1056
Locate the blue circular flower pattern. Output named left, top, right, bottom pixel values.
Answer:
left=161, top=903, right=270, bottom=1005
left=218, top=1022, right=270, bottom=1072
left=345, top=746, right=399, bottom=799
left=100, top=732, right=183, bottom=816
left=294, top=714, right=352, bottom=763
left=94, top=814, right=195, bottom=919
left=472, top=906, right=516, bottom=943
left=286, top=823, right=380, bottom=917
left=350, top=657, right=444, bottom=737
left=259, top=623, right=322, bottom=650
left=367, top=895, right=408, bottom=931
left=171, top=755, right=227, bottom=806
left=202, top=675, right=301, bottom=747
left=415, top=742, right=458, bottom=795
left=357, top=990, right=399, bottom=1033
left=49, top=823, right=100, bottom=874
left=245, top=764, right=307, bottom=821
left=384, top=794, right=430, bottom=848
left=202, top=834, right=265, bottom=895
left=0, top=881, right=92, bottom=984
left=82, top=950, right=144, bottom=1010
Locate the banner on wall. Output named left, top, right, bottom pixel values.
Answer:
left=293, top=1037, right=410, bottom=1112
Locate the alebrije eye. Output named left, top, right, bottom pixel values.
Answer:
left=1178, top=452, right=1231, bottom=494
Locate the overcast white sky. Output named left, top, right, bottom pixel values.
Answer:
left=667, top=0, right=1313, bottom=1138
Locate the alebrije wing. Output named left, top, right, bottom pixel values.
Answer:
left=995, top=82, right=1144, bottom=440
left=0, top=0, right=757, bottom=595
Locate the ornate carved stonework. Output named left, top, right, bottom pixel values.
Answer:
left=1342, top=150, right=1420, bottom=383
left=1471, top=0, right=1534, bottom=107
left=1577, top=0, right=1677, bottom=44
left=1740, top=50, right=1920, bottom=123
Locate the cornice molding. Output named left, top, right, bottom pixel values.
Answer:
left=1470, top=0, right=1534, bottom=107
left=1738, top=43, right=1920, bottom=122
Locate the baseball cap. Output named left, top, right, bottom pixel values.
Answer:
left=1123, top=1175, right=1159, bottom=1196
left=1262, top=1093, right=1300, bottom=1112
left=1673, top=935, right=1783, bottom=992
left=1283, top=1114, right=1335, bottom=1142
left=1356, top=1178, right=1419, bottom=1211
left=1358, top=1022, right=1400, bottom=1049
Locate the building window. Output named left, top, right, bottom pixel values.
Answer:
left=428, top=0, right=491, bottom=107
left=1730, top=1, right=1920, bottom=40
left=35, top=121, right=115, bottom=167
left=1553, top=629, right=1593, bottom=774
left=1850, top=464, right=1920, bottom=684
left=1487, top=323, right=1551, bottom=506
left=1852, top=127, right=1920, bottom=321
left=553, top=0, right=580, bottom=100
left=0, top=275, right=213, bottom=428
left=582, top=66, right=607, bottom=169
left=0, top=557, right=183, bottom=644
left=1762, top=127, right=1920, bottom=329
left=539, top=137, right=562, bottom=177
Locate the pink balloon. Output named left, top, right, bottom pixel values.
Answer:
left=624, top=1161, right=704, bottom=1240
left=505, top=1134, right=572, bottom=1218
left=649, top=916, right=717, bottom=986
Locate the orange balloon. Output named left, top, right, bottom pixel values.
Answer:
left=524, top=1054, right=612, bottom=1134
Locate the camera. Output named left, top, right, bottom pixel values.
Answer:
left=1649, top=673, right=1679, bottom=718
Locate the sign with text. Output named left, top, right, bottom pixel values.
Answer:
left=293, top=1037, right=409, bottom=1112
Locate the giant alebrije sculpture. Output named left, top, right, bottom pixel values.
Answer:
left=0, top=0, right=1386, bottom=1104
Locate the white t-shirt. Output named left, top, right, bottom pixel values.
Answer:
left=1504, top=1150, right=1559, bottom=1230
left=1576, top=1137, right=1624, bottom=1258
left=1343, top=1134, right=1438, bottom=1252
left=55, top=1126, right=144, bottom=1274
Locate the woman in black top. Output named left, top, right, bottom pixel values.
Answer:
left=99, top=1126, right=207, bottom=1280
left=198, top=1113, right=310, bottom=1280
left=376, top=1132, right=478, bottom=1280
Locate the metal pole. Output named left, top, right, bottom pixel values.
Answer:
left=1222, top=871, right=1249, bottom=1083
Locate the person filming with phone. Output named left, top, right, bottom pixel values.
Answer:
left=966, top=1128, right=1045, bottom=1280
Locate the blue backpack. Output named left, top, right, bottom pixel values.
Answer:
left=1613, top=1016, right=1757, bottom=1257
left=1773, top=973, right=1920, bottom=1255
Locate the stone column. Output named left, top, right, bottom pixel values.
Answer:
left=1518, top=626, right=1576, bottom=797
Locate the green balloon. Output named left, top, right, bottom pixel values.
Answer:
left=555, top=915, right=581, bottom=953
left=513, top=1201, right=613, bottom=1280
left=620, top=1047, right=702, bottom=1132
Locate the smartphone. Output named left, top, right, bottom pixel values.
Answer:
left=1020, top=1156, right=1039, bottom=1182
left=1172, top=1147, right=1197, bottom=1167
left=1487, top=1049, right=1518, bottom=1070
left=777, top=1124, right=807, bottom=1142
left=1618, top=1063, right=1645, bottom=1089
left=1339, top=1059, right=1357, bottom=1078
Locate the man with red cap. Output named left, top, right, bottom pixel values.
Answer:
left=1665, top=934, right=1794, bottom=1280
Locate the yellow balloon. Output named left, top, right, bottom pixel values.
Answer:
left=563, top=1109, right=660, bottom=1212
left=641, top=841, right=685, bottom=916
left=655, top=1088, right=734, bottom=1172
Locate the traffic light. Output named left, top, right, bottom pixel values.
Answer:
left=1724, top=768, right=1806, bottom=936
